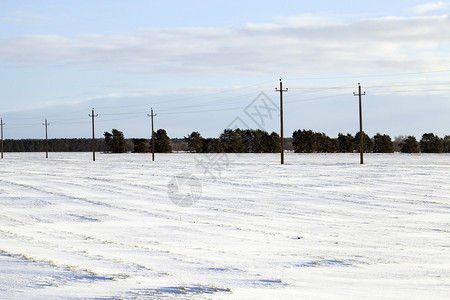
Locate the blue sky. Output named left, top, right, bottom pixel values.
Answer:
left=1, top=0, right=450, bottom=140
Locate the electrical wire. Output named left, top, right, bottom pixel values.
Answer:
left=1, top=70, right=449, bottom=137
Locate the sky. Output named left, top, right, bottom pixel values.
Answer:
left=1, top=0, right=450, bottom=140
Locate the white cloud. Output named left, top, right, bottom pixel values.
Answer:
left=1, top=15, right=450, bottom=76
left=411, top=1, right=450, bottom=15
left=0, top=11, right=50, bottom=25
left=271, top=13, right=344, bottom=27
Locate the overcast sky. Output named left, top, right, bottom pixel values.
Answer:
left=1, top=0, right=449, bottom=139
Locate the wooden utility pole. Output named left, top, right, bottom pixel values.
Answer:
left=275, top=79, right=288, bottom=164
left=89, top=108, right=98, bottom=161
left=147, top=108, right=157, bottom=161
left=1, top=118, right=4, bottom=159
left=42, top=119, right=50, bottom=158
left=353, top=83, right=366, bottom=164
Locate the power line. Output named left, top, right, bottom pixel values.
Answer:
left=286, top=69, right=450, bottom=81
left=288, top=85, right=354, bottom=90
left=284, top=93, right=350, bottom=104
left=93, top=80, right=275, bottom=111
left=1, top=72, right=449, bottom=140
left=370, top=88, right=450, bottom=94
left=101, top=112, right=144, bottom=117
left=366, top=81, right=450, bottom=89
left=160, top=91, right=261, bottom=112
left=158, top=106, right=244, bottom=115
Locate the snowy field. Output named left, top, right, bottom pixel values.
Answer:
left=0, top=152, right=449, bottom=299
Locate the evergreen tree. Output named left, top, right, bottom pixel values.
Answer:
left=337, top=133, right=355, bottom=153
left=153, top=129, right=172, bottom=153
left=241, top=129, right=254, bottom=153
left=220, top=129, right=245, bottom=153
left=354, top=131, right=373, bottom=153
left=399, top=136, right=420, bottom=153
left=292, top=130, right=315, bottom=153
left=104, top=129, right=127, bottom=153
left=443, top=135, right=450, bottom=153
left=322, top=137, right=339, bottom=153
left=241, top=129, right=273, bottom=153
left=373, top=133, right=394, bottom=153
left=420, top=133, right=443, bottom=153
left=132, top=138, right=149, bottom=153
left=104, top=132, right=112, bottom=152
left=267, top=132, right=281, bottom=153
left=202, top=138, right=224, bottom=153
left=292, top=130, right=337, bottom=153
left=185, top=131, right=203, bottom=153
left=4, top=138, right=105, bottom=152
left=253, top=130, right=269, bottom=153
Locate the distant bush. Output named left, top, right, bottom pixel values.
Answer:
left=373, top=133, right=394, bottom=153
left=292, top=130, right=338, bottom=153
left=399, top=136, right=420, bottom=153
left=443, top=136, right=450, bottom=153
left=420, top=133, right=443, bottom=153
left=132, top=138, right=148, bottom=153
left=104, top=129, right=127, bottom=153
left=152, top=129, right=172, bottom=153
left=184, top=129, right=280, bottom=153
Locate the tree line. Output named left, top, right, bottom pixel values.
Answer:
left=2, top=129, right=449, bottom=153
left=2, top=138, right=107, bottom=152
left=292, top=130, right=450, bottom=153
left=184, top=129, right=281, bottom=153
left=103, top=129, right=172, bottom=153
left=102, top=128, right=281, bottom=154
left=0, top=128, right=173, bottom=153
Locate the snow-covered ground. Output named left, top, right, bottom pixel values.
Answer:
left=0, top=152, right=449, bottom=299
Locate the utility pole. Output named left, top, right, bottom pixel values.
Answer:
left=353, top=83, right=366, bottom=164
left=1, top=118, right=4, bottom=159
left=147, top=108, right=157, bottom=161
left=42, top=119, right=50, bottom=158
left=275, top=79, right=288, bottom=164
left=89, top=108, right=98, bottom=161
